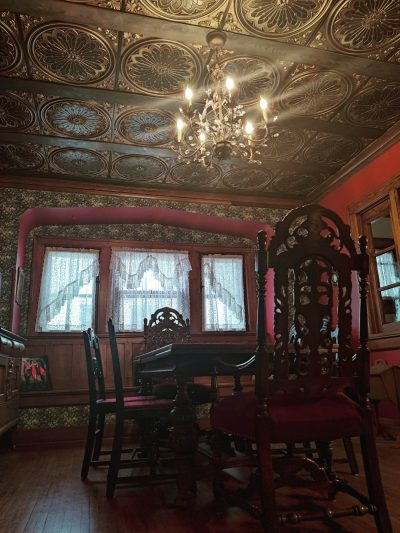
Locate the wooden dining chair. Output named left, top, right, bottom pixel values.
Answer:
left=210, top=204, right=392, bottom=532
left=106, top=318, right=176, bottom=499
left=142, top=306, right=217, bottom=405
left=81, top=328, right=158, bottom=480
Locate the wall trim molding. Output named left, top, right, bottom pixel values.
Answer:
left=0, top=174, right=300, bottom=209
left=310, top=122, right=400, bottom=202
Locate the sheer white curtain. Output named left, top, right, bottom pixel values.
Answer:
left=376, top=252, right=400, bottom=321
left=36, top=248, right=99, bottom=332
left=109, top=249, right=191, bottom=331
left=202, top=255, right=245, bottom=331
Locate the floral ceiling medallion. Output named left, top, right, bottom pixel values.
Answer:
left=141, top=0, right=225, bottom=20
left=49, top=148, right=108, bottom=175
left=0, top=144, right=44, bottom=170
left=235, top=0, right=330, bottom=38
left=0, top=21, right=20, bottom=73
left=345, top=84, right=400, bottom=127
left=217, top=56, right=280, bottom=105
left=280, top=70, right=352, bottom=116
left=0, top=94, right=35, bottom=131
left=261, top=128, right=305, bottom=160
left=304, top=134, right=362, bottom=166
left=222, top=167, right=274, bottom=191
left=112, top=154, right=167, bottom=181
left=272, top=172, right=323, bottom=195
left=42, top=99, right=110, bottom=138
left=327, top=0, right=400, bottom=54
left=121, top=38, right=201, bottom=95
left=27, top=23, right=115, bottom=84
left=170, top=162, right=221, bottom=186
left=116, top=109, right=175, bottom=146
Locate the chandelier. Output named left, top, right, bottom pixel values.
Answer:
left=175, top=30, right=277, bottom=168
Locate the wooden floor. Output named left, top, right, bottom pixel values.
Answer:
left=0, top=436, right=399, bottom=533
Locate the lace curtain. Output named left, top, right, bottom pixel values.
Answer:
left=202, top=255, right=245, bottom=331
left=376, top=252, right=400, bottom=321
left=36, top=248, right=99, bottom=332
left=109, top=249, right=191, bottom=331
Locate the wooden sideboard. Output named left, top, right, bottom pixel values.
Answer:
left=0, top=327, right=25, bottom=437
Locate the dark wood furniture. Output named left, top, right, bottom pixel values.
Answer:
left=142, top=306, right=217, bottom=405
left=211, top=204, right=392, bottom=531
left=81, top=328, right=158, bottom=479
left=0, top=327, right=24, bottom=441
left=134, top=341, right=255, bottom=506
left=106, top=318, right=176, bottom=499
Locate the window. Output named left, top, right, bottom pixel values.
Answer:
left=202, top=255, right=246, bottom=331
left=109, top=249, right=191, bottom=332
left=351, top=181, right=400, bottom=338
left=36, top=248, right=99, bottom=332
left=30, top=237, right=255, bottom=336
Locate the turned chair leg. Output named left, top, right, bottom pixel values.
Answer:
left=211, top=430, right=226, bottom=509
left=93, top=412, right=105, bottom=461
left=106, top=415, right=124, bottom=499
left=360, top=434, right=393, bottom=533
left=81, top=412, right=97, bottom=480
left=342, top=437, right=358, bottom=475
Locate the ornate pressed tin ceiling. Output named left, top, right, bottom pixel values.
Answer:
left=0, top=0, right=399, bottom=204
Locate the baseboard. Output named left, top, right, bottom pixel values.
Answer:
left=13, top=425, right=136, bottom=450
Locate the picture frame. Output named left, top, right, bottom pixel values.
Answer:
left=15, top=266, right=25, bottom=305
left=20, top=356, right=52, bottom=392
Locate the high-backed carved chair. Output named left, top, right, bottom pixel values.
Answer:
left=81, top=328, right=158, bottom=480
left=142, top=306, right=217, bottom=405
left=106, top=318, right=176, bottom=499
left=211, top=205, right=392, bottom=532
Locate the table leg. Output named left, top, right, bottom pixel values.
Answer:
left=168, top=375, right=199, bottom=508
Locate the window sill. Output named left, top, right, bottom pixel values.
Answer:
left=368, top=331, right=400, bottom=351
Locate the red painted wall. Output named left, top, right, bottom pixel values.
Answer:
left=321, top=140, right=400, bottom=420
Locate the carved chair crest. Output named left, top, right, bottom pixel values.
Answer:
left=143, top=306, right=190, bottom=351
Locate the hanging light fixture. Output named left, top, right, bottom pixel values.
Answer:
left=175, top=30, right=278, bottom=168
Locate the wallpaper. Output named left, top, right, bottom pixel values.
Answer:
left=0, top=186, right=288, bottom=329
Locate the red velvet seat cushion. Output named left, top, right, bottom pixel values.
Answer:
left=211, top=391, right=364, bottom=442
left=153, top=382, right=215, bottom=405
left=100, top=394, right=156, bottom=405
left=124, top=398, right=173, bottom=408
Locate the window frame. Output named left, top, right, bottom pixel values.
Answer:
left=28, top=235, right=256, bottom=337
left=349, top=175, right=400, bottom=348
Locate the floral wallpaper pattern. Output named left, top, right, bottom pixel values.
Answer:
left=0, top=187, right=287, bottom=328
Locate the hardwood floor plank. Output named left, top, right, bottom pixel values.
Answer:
left=0, top=437, right=398, bottom=533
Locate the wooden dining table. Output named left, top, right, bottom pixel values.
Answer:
left=133, top=342, right=256, bottom=507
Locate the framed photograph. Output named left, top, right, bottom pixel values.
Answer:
left=15, top=266, right=25, bottom=305
left=21, top=356, right=52, bottom=392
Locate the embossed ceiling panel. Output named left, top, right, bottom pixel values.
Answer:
left=115, top=109, right=175, bottom=146
left=0, top=0, right=399, bottom=204
left=25, top=20, right=117, bottom=87
left=121, top=38, right=202, bottom=95
left=111, top=154, right=167, bottom=182
left=41, top=98, right=112, bottom=139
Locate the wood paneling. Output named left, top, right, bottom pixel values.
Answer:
left=24, top=331, right=252, bottom=407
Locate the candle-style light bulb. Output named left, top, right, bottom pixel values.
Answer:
left=176, top=118, right=185, bottom=142
left=199, top=131, right=206, bottom=143
left=260, top=97, right=268, bottom=122
left=184, top=86, right=193, bottom=106
left=225, top=77, right=235, bottom=92
left=245, top=121, right=254, bottom=135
